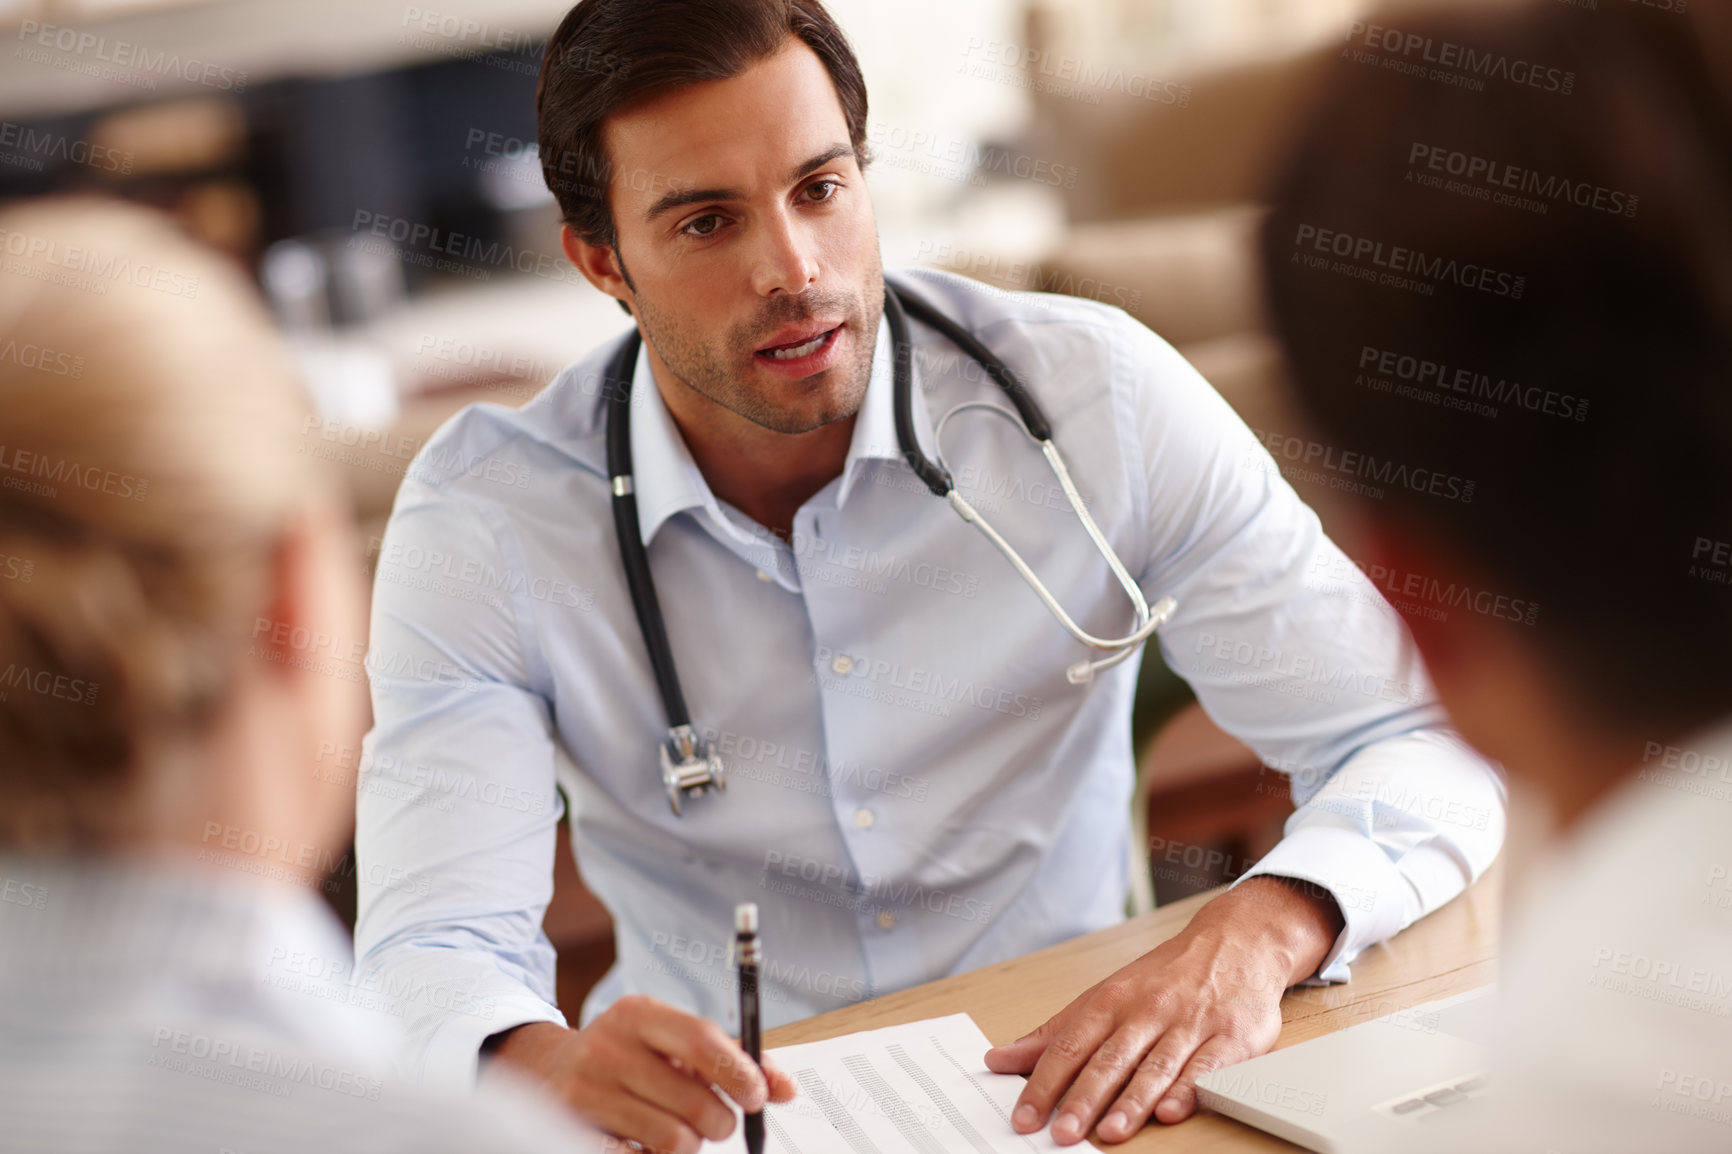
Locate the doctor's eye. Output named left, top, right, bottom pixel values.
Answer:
left=803, top=180, right=840, bottom=203
left=681, top=213, right=727, bottom=238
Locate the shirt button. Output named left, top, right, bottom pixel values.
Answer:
left=831, top=655, right=854, bottom=675
left=853, top=808, right=875, bottom=830
left=756, top=569, right=774, bottom=582
left=875, top=909, right=897, bottom=931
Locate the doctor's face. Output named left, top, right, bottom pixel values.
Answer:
left=597, top=37, right=882, bottom=435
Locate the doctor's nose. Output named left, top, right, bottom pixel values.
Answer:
left=749, top=211, right=820, bottom=298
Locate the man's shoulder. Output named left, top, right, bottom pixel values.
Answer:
left=890, top=266, right=1142, bottom=341
left=891, top=266, right=1202, bottom=424
left=402, top=336, right=632, bottom=499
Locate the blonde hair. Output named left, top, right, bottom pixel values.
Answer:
left=0, top=198, right=323, bottom=847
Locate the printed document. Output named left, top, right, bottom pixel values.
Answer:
left=702, top=1013, right=1066, bottom=1153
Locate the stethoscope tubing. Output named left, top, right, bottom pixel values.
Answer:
left=605, top=280, right=1177, bottom=804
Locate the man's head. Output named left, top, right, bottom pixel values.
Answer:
left=538, top=0, right=881, bottom=436
left=1262, top=4, right=1732, bottom=779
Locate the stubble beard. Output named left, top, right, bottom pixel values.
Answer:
left=629, top=263, right=884, bottom=436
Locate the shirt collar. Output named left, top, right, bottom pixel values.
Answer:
left=628, top=311, right=934, bottom=546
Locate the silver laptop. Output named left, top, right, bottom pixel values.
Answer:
left=1194, top=986, right=1497, bottom=1154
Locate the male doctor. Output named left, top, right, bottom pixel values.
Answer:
left=354, top=1, right=1505, bottom=1150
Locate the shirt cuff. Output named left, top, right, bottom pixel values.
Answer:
left=1233, top=824, right=1421, bottom=984
left=421, top=995, right=568, bottom=1091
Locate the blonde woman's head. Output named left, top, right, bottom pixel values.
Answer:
left=0, top=198, right=366, bottom=864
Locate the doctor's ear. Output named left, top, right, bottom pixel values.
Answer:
left=560, top=223, right=636, bottom=317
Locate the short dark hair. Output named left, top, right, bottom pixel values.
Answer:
left=536, top=0, right=870, bottom=249
left=1261, top=3, right=1732, bottom=735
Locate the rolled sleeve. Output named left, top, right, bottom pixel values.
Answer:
left=1239, top=730, right=1505, bottom=982
left=1117, top=318, right=1506, bottom=980
left=354, top=475, right=570, bottom=1088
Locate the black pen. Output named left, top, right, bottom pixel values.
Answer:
left=736, top=902, right=764, bottom=1154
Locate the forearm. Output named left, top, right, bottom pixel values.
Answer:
left=1190, top=874, right=1346, bottom=987
left=484, top=1021, right=573, bottom=1079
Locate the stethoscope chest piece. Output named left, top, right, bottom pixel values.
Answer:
left=660, top=724, right=725, bottom=816
left=607, top=281, right=1175, bottom=817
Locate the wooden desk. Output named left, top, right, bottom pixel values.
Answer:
left=764, top=867, right=1500, bottom=1151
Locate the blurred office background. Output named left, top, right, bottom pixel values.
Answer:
left=0, top=0, right=1463, bottom=1009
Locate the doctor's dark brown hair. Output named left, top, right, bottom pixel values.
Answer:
left=535, top=0, right=870, bottom=250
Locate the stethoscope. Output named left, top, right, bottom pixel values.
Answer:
left=606, top=281, right=1177, bottom=814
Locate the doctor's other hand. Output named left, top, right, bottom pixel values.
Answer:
left=984, top=875, right=1344, bottom=1145
left=483, top=995, right=797, bottom=1154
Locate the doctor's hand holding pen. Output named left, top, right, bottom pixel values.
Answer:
left=483, top=997, right=797, bottom=1154
left=986, top=875, right=1345, bottom=1146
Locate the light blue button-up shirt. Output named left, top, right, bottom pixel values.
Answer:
left=354, top=270, right=1506, bottom=1088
